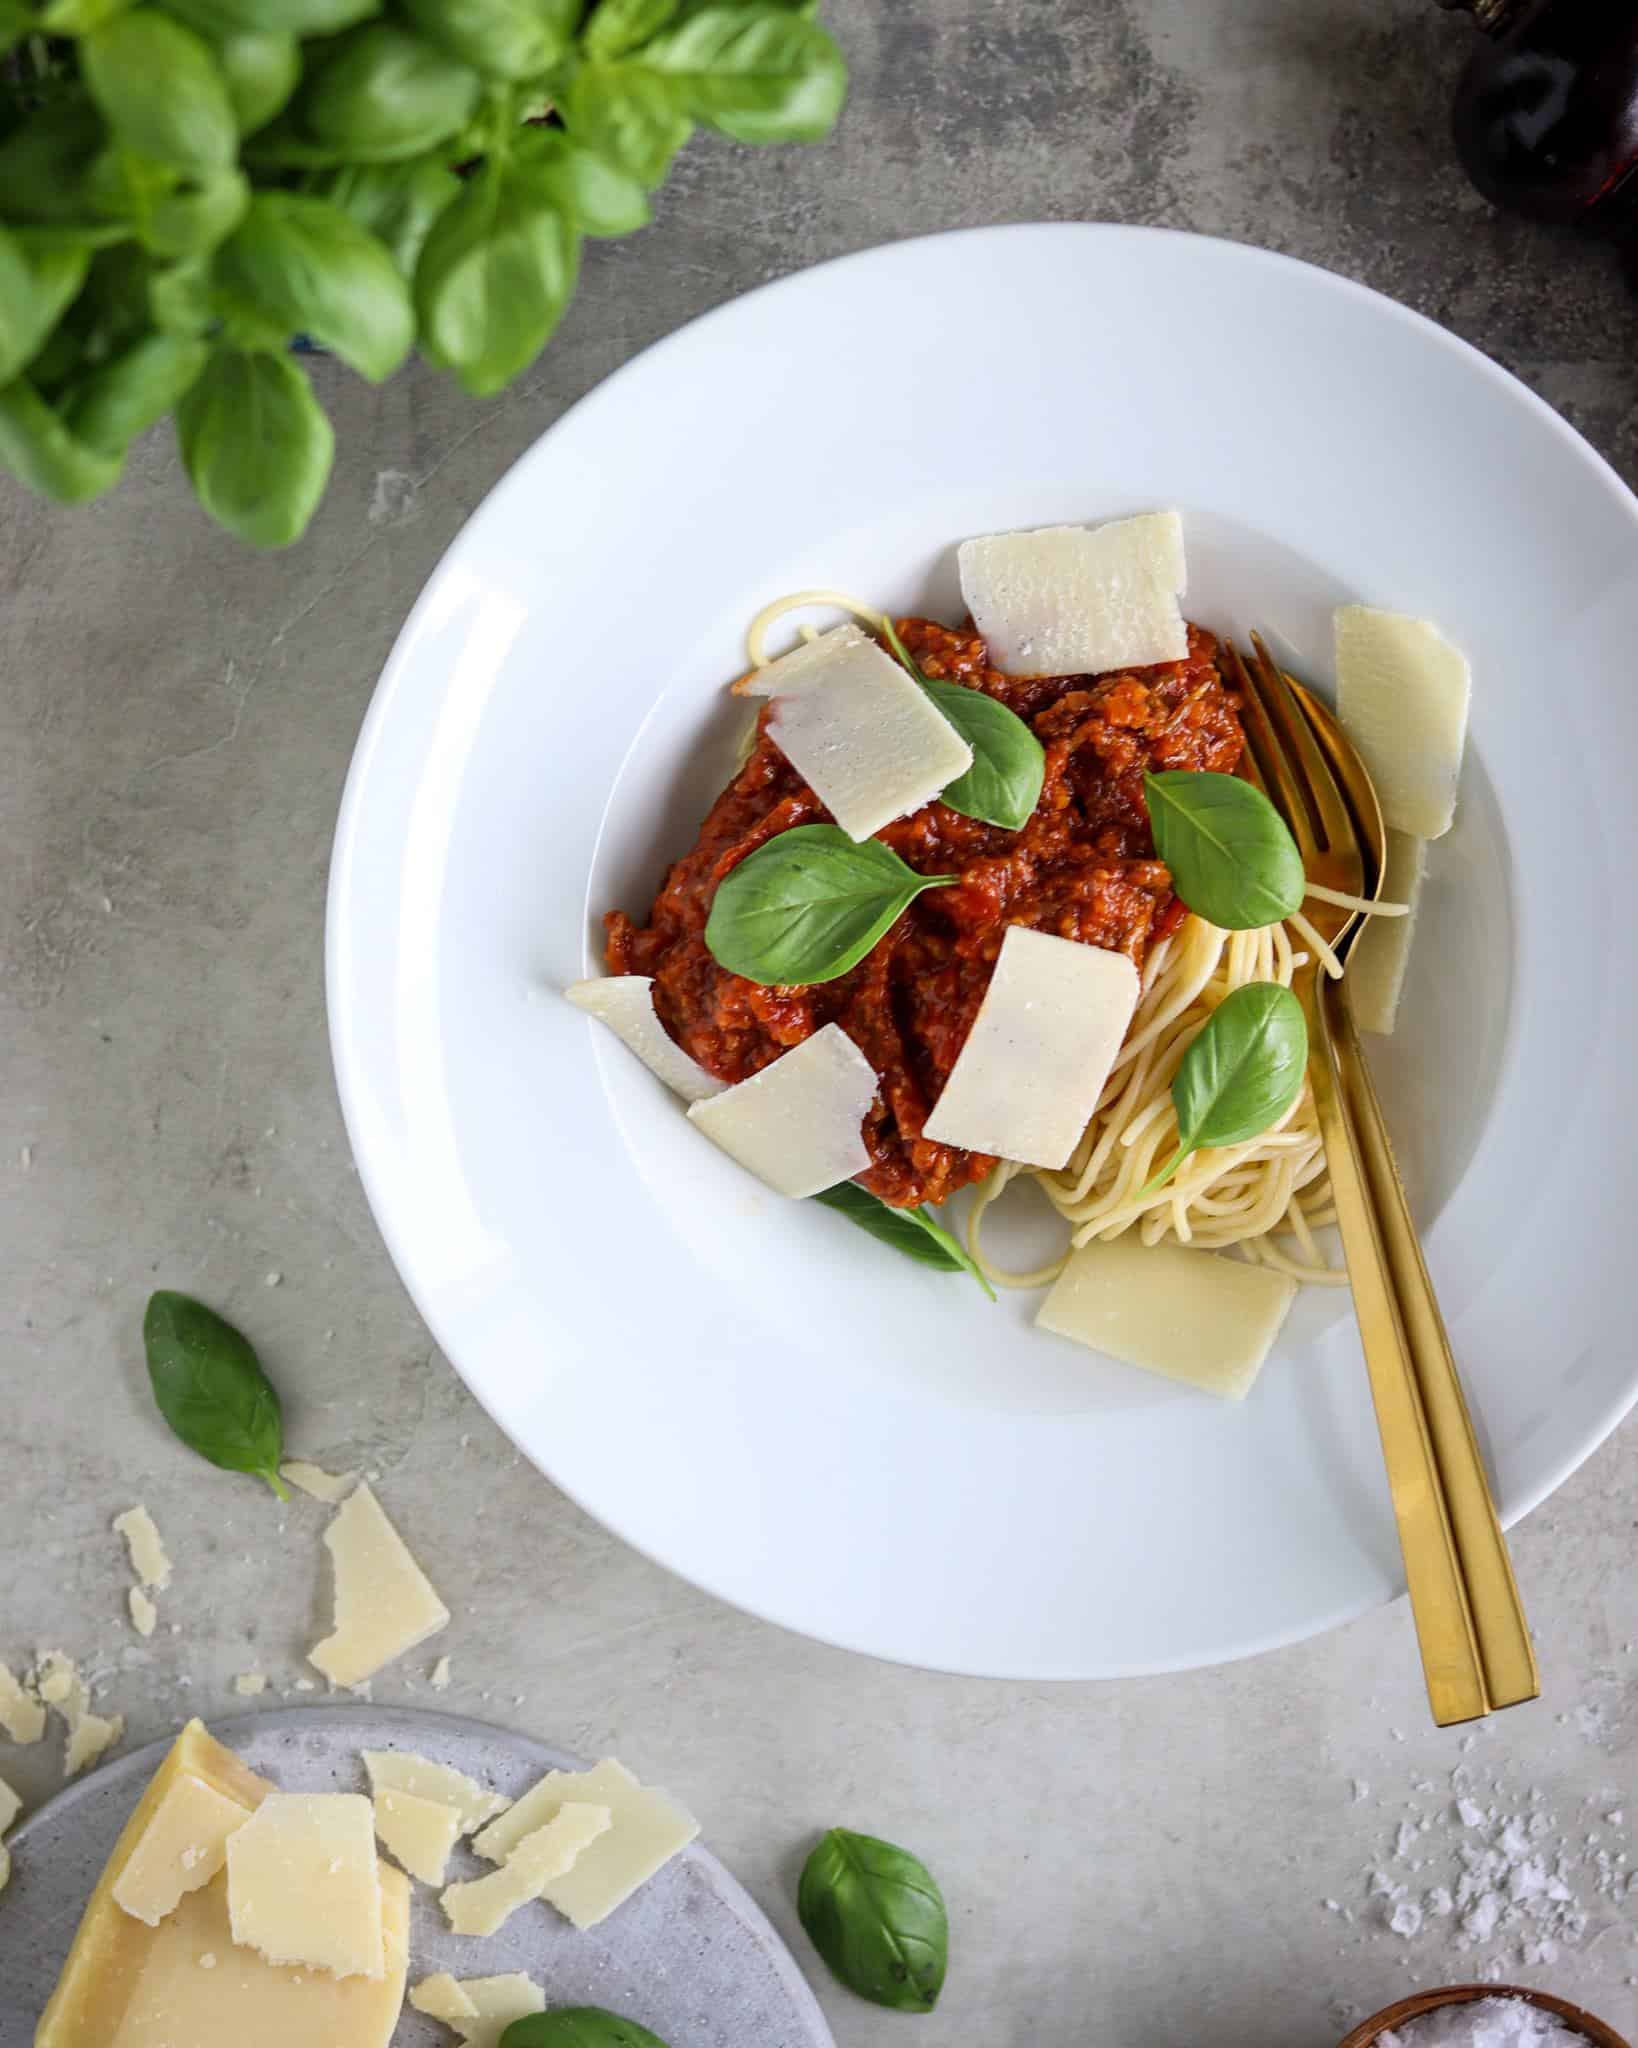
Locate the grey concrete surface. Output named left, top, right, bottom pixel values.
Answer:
left=2, top=1, right=1636, bottom=2042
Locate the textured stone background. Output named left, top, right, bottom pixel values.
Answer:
left=2, top=2, right=1635, bottom=2043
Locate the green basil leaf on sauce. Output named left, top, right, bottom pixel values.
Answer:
left=704, top=824, right=957, bottom=986
left=1143, top=770, right=1306, bottom=930
left=142, top=1290, right=290, bottom=1497
left=1143, top=981, right=1307, bottom=1195
left=798, top=1827, right=949, bottom=2013
left=813, top=1182, right=995, bottom=1300
left=880, top=615, right=1044, bottom=833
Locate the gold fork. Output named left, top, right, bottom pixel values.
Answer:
left=1224, top=635, right=1536, bottom=1724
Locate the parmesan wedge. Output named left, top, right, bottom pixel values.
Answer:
left=958, top=513, right=1188, bottom=677
left=1335, top=605, right=1470, bottom=839
left=361, top=1749, right=510, bottom=1835
left=225, top=1793, right=384, bottom=1979
left=411, top=1973, right=546, bottom=2048
left=686, top=1022, right=877, bottom=1198
left=739, top=623, right=973, bottom=841
left=439, top=1803, right=610, bottom=1937
left=308, top=1482, right=449, bottom=1688
left=1348, top=829, right=1428, bottom=1036
left=1038, top=1237, right=1297, bottom=1400
left=0, top=1661, right=45, bottom=1744
left=565, top=976, right=724, bottom=1102
left=373, top=1787, right=462, bottom=1887
left=113, top=1505, right=172, bottom=1591
left=922, top=926, right=1139, bottom=1169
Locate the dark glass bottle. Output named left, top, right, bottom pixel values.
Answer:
left=1441, top=0, right=1638, bottom=230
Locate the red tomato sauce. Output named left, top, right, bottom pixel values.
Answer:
left=606, top=619, right=1244, bottom=1208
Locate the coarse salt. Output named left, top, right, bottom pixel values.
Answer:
left=1378, top=1995, right=1588, bottom=2048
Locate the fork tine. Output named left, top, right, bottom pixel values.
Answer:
left=1248, top=633, right=1359, bottom=863
left=1222, top=640, right=1316, bottom=856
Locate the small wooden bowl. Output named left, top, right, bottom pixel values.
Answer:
left=1339, top=1985, right=1632, bottom=2048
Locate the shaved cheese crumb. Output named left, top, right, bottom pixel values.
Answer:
left=114, top=1505, right=172, bottom=1591
left=0, top=1663, right=44, bottom=1745
left=1335, top=605, right=1470, bottom=839
left=129, top=1588, right=158, bottom=1638
left=440, top=1804, right=610, bottom=1937
left=37, top=1651, right=124, bottom=1777
left=687, top=1023, right=876, bottom=1198
left=374, top=1787, right=462, bottom=1887
left=739, top=623, right=972, bottom=841
left=0, top=1774, right=17, bottom=1899
left=429, top=1656, right=452, bottom=1691
left=233, top=1672, right=268, bottom=1697
left=280, top=1460, right=357, bottom=1504
left=308, top=1483, right=449, bottom=1688
left=958, top=513, right=1188, bottom=676
left=361, top=1749, right=510, bottom=1835
left=412, top=1973, right=545, bottom=2048
left=565, top=977, right=724, bottom=1102
left=923, top=927, right=1139, bottom=1169
left=1348, top=830, right=1429, bottom=1036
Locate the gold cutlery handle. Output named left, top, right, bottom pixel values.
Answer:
left=1304, top=981, right=1491, bottom=1725
left=1325, top=980, right=1539, bottom=1710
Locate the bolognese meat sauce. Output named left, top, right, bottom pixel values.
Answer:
left=606, top=619, right=1244, bottom=1208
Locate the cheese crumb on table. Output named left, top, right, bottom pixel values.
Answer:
left=280, top=1460, right=358, bottom=1504
left=37, top=1651, right=125, bottom=1778
left=361, top=1749, right=509, bottom=1834
left=429, top=1656, right=452, bottom=1691
left=308, top=1483, right=450, bottom=1688
left=0, top=1660, right=46, bottom=1744
left=0, top=1772, right=19, bottom=1896
left=411, top=1972, right=546, bottom=2048
left=233, top=1673, right=268, bottom=1697
left=225, top=1792, right=385, bottom=1979
left=113, top=1505, right=173, bottom=1591
left=129, top=1588, right=158, bottom=1639
left=373, top=1786, right=463, bottom=1888
left=440, top=1803, right=610, bottom=1937
left=110, top=1769, right=251, bottom=1926
left=472, top=1758, right=700, bottom=1930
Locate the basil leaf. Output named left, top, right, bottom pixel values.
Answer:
left=0, top=378, right=124, bottom=501
left=399, top=0, right=572, bottom=81
left=562, top=62, right=691, bottom=187
left=176, top=347, right=333, bottom=545
left=214, top=193, right=413, bottom=381
left=705, top=824, right=958, bottom=986
left=213, top=30, right=302, bottom=134
left=0, top=230, right=90, bottom=385
left=90, top=156, right=250, bottom=259
left=517, top=130, right=651, bottom=237
left=309, top=156, right=459, bottom=276
left=1144, top=770, right=1305, bottom=931
left=160, top=0, right=379, bottom=40
left=0, top=101, right=108, bottom=225
left=63, top=331, right=210, bottom=453
left=143, top=1290, right=289, bottom=1498
left=292, top=23, right=482, bottom=163
left=1145, top=981, right=1307, bottom=1194
left=81, top=11, right=237, bottom=177
left=149, top=254, right=216, bottom=334
left=798, top=1827, right=948, bottom=2013
left=581, top=0, right=679, bottom=59
left=642, top=6, right=845, bottom=144
left=38, top=0, right=134, bottom=32
left=0, top=0, right=30, bottom=49
left=813, top=1183, right=995, bottom=1300
left=500, top=2011, right=671, bottom=2048
left=414, top=161, right=579, bottom=397
left=881, top=616, right=1044, bottom=832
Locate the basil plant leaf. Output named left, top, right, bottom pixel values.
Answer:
left=705, top=824, right=958, bottom=986
left=562, top=62, right=692, bottom=187
left=214, top=192, right=414, bottom=381
left=581, top=0, right=679, bottom=59
left=0, top=231, right=91, bottom=386
left=0, top=379, right=124, bottom=502
left=517, top=130, right=652, bottom=237
left=149, top=255, right=217, bottom=335
left=81, top=11, right=238, bottom=177
left=500, top=2012, right=671, bottom=2048
left=293, top=23, right=483, bottom=164
left=63, top=332, right=211, bottom=454
left=1144, top=981, right=1308, bottom=1195
left=398, top=0, right=573, bottom=81
left=813, top=1183, right=995, bottom=1300
left=213, top=30, right=303, bottom=135
left=414, top=160, right=579, bottom=397
left=642, top=5, right=846, bottom=144
left=142, top=1290, right=289, bottom=1497
left=1144, top=769, right=1306, bottom=931
left=309, top=156, right=460, bottom=277
left=176, top=347, right=334, bottom=546
left=161, top=0, right=379, bottom=42
left=37, top=0, right=135, bottom=33
left=880, top=615, right=1043, bottom=832
left=798, top=1827, right=948, bottom=2013
left=0, top=0, right=31, bottom=51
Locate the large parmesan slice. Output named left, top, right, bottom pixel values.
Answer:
left=113, top=1506, right=172, bottom=1591
left=565, top=976, right=724, bottom=1102
left=1348, top=829, right=1428, bottom=1036
left=411, top=1973, right=546, bottom=2048
left=111, top=1770, right=250, bottom=1926
left=308, top=1482, right=449, bottom=1688
left=373, top=1786, right=462, bottom=1887
left=1038, top=1237, right=1297, bottom=1400
left=958, top=513, right=1188, bottom=677
left=922, top=926, right=1139, bottom=1169
left=739, top=622, right=972, bottom=841
left=1335, top=605, right=1470, bottom=839
left=0, top=1659, right=45, bottom=1743
left=361, top=1748, right=510, bottom=1835
left=225, top=1792, right=385, bottom=1979
left=686, top=1022, right=877, bottom=1198
left=472, top=1757, right=699, bottom=1931
left=439, top=1802, right=610, bottom=1937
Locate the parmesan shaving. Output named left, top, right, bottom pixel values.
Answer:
left=687, top=1022, right=877, bottom=1199
left=958, top=513, right=1188, bottom=676
left=565, top=976, right=724, bottom=1103
left=113, top=1505, right=172, bottom=1591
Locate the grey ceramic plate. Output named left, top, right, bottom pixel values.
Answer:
left=0, top=1706, right=834, bottom=2048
